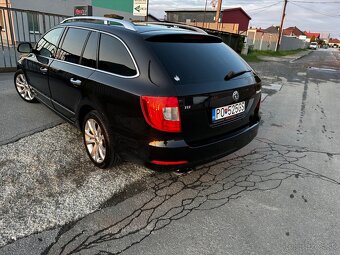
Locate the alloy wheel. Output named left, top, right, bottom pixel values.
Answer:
left=84, top=118, right=106, bottom=164
left=15, top=73, right=35, bottom=101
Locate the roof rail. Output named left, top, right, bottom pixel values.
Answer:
left=140, top=22, right=208, bottom=34
left=61, top=16, right=136, bottom=31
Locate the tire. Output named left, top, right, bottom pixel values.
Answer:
left=82, top=110, right=120, bottom=168
left=14, top=70, right=38, bottom=103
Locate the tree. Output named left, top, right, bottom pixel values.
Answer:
left=318, top=39, right=325, bottom=45
left=310, top=35, right=316, bottom=42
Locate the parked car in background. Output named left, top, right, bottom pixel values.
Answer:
left=15, top=17, right=261, bottom=170
left=309, top=42, right=318, bottom=50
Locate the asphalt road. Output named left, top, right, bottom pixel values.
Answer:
left=1, top=49, right=340, bottom=255
left=0, top=72, right=63, bottom=146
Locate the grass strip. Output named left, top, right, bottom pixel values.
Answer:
left=242, top=49, right=307, bottom=62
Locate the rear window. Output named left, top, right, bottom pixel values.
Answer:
left=148, top=39, right=251, bottom=85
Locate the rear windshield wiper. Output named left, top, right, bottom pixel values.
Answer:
left=224, top=70, right=252, bottom=81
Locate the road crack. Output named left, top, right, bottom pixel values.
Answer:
left=43, top=138, right=340, bottom=255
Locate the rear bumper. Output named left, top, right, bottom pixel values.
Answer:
left=147, top=121, right=260, bottom=170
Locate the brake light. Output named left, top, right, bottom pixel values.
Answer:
left=140, top=96, right=181, bottom=132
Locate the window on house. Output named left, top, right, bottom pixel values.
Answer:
left=27, top=12, right=39, bottom=33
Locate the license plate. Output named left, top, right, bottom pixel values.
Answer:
left=212, top=101, right=245, bottom=122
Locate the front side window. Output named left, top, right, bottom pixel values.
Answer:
left=36, top=27, right=64, bottom=58
left=57, top=28, right=89, bottom=64
left=98, top=34, right=137, bottom=76
left=27, top=12, right=39, bottom=32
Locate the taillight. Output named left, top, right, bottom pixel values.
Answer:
left=140, top=96, right=181, bottom=133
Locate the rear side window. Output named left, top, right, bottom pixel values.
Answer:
left=36, top=27, right=64, bottom=58
left=81, top=32, right=98, bottom=68
left=98, top=34, right=137, bottom=76
left=148, top=39, right=251, bottom=85
left=57, top=28, right=89, bottom=64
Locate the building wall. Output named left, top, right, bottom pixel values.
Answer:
left=222, top=10, right=249, bottom=32
left=3, top=0, right=137, bottom=19
left=0, top=1, right=15, bottom=44
left=329, top=42, right=340, bottom=47
left=167, top=11, right=215, bottom=23
left=299, top=35, right=307, bottom=41
left=0, top=0, right=141, bottom=45
left=247, top=30, right=307, bottom=51
left=167, top=10, right=250, bottom=33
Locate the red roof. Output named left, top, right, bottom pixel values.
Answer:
left=283, top=26, right=304, bottom=37
left=329, top=38, right=340, bottom=43
left=304, top=32, right=320, bottom=38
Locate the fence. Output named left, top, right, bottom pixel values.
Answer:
left=246, top=30, right=307, bottom=51
left=206, top=29, right=244, bottom=53
left=0, top=7, right=69, bottom=70
left=247, top=32, right=278, bottom=51
left=280, top=36, right=307, bottom=51
left=187, top=21, right=239, bottom=34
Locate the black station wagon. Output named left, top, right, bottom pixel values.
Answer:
left=15, top=17, right=261, bottom=169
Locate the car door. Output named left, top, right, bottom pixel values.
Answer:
left=24, top=27, right=64, bottom=107
left=48, top=28, right=97, bottom=121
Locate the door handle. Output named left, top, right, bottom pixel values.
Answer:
left=70, top=78, right=82, bottom=87
left=40, top=67, right=48, bottom=74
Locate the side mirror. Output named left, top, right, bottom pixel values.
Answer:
left=17, top=42, right=32, bottom=53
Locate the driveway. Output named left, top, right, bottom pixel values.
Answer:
left=1, top=49, right=340, bottom=255
left=0, top=72, right=63, bottom=145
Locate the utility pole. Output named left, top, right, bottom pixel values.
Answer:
left=276, top=0, right=288, bottom=51
left=145, top=0, right=149, bottom=22
left=215, top=0, right=222, bottom=28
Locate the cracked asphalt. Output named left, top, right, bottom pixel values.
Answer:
left=0, top=72, right=64, bottom=146
left=1, top=49, right=340, bottom=255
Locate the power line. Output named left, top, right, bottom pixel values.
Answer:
left=247, top=1, right=282, bottom=13
left=249, top=6, right=281, bottom=16
left=290, top=2, right=340, bottom=17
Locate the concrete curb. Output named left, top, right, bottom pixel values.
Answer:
left=289, top=50, right=312, bottom=63
left=0, top=67, right=16, bottom=73
left=255, top=50, right=312, bottom=63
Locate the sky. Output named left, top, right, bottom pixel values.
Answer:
left=148, top=0, right=340, bottom=38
